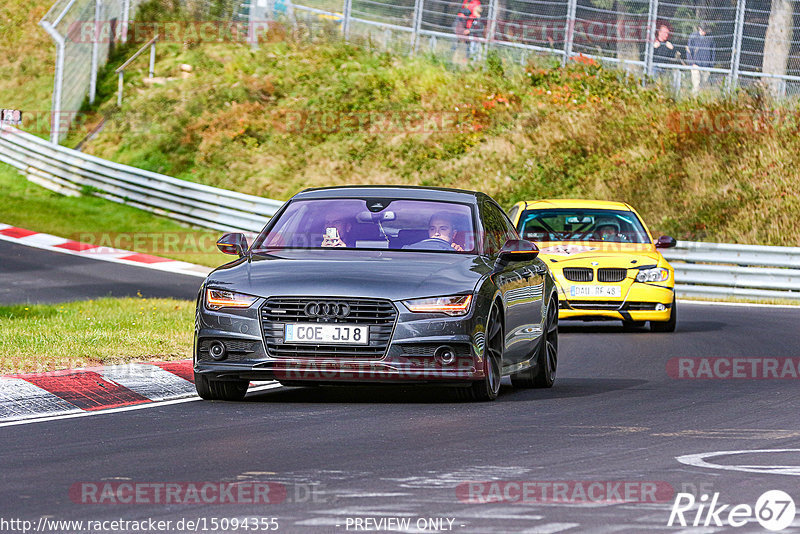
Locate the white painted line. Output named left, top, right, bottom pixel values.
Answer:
left=520, top=523, right=580, bottom=534
left=676, top=449, right=800, bottom=476
left=0, top=382, right=283, bottom=428
left=677, top=299, right=800, bottom=309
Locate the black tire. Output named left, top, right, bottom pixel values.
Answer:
left=511, top=297, right=558, bottom=389
left=463, top=302, right=503, bottom=401
left=622, top=320, right=646, bottom=330
left=533, top=297, right=558, bottom=388
left=650, top=296, right=677, bottom=332
left=194, top=372, right=249, bottom=401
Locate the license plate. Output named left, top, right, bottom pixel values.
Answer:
left=284, top=323, right=369, bottom=344
left=570, top=285, right=622, bottom=298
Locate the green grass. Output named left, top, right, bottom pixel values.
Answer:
left=0, top=162, right=227, bottom=267
left=0, top=297, right=193, bottom=373
left=77, top=33, right=800, bottom=247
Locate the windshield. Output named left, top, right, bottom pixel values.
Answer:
left=252, top=198, right=477, bottom=253
left=518, top=209, right=651, bottom=244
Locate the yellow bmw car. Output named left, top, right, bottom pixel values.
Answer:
left=507, top=199, right=677, bottom=331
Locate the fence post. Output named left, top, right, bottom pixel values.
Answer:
left=40, top=21, right=65, bottom=145
left=148, top=39, right=156, bottom=78
left=411, top=0, right=423, bottom=54
left=563, top=0, right=577, bottom=66
left=249, top=0, right=268, bottom=49
left=644, top=0, right=658, bottom=76
left=728, top=0, right=745, bottom=90
left=120, top=0, right=130, bottom=43
left=342, top=0, right=352, bottom=40
left=89, top=0, right=102, bottom=104
left=484, top=0, right=499, bottom=58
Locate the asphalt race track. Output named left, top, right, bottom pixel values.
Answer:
left=0, top=240, right=201, bottom=304
left=2, top=241, right=800, bottom=534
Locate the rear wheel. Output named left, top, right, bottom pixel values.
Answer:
left=650, top=296, right=677, bottom=332
left=464, top=302, right=503, bottom=401
left=194, top=372, right=249, bottom=401
left=511, top=297, right=558, bottom=389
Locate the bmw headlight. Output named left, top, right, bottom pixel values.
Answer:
left=403, top=295, right=473, bottom=316
left=205, top=288, right=258, bottom=310
left=635, top=267, right=669, bottom=283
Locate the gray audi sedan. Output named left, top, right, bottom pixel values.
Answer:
left=194, top=186, right=558, bottom=401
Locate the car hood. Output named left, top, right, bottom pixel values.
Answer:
left=206, top=249, right=489, bottom=301
left=535, top=242, right=664, bottom=269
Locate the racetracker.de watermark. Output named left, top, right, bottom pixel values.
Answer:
left=667, top=358, right=800, bottom=379
left=456, top=480, right=674, bottom=504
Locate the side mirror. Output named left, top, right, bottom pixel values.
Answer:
left=217, top=233, right=248, bottom=256
left=655, top=235, right=677, bottom=249
left=498, top=239, right=539, bottom=263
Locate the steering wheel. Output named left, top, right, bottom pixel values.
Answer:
left=405, top=238, right=454, bottom=251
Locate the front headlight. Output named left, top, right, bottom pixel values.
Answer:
left=205, top=288, right=258, bottom=310
left=635, top=267, right=669, bottom=283
left=402, top=295, right=473, bottom=316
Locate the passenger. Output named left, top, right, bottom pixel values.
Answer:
left=321, top=212, right=353, bottom=248
left=428, top=213, right=464, bottom=252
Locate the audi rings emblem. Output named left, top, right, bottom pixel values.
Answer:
left=304, top=301, right=351, bottom=319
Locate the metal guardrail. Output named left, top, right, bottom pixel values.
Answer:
left=1, top=123, right=799, bottom=301
left=663, top=241, right=800, bottom=301
left=0, top=125, right=282, bottom=232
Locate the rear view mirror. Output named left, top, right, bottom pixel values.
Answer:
left=217, top=233, right=249, bottom=256
left=565, top=216, right=593, bottom=224
left=655, top=235, right=677, bottom=249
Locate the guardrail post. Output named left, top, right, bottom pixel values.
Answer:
left=117, top=71, right=124, bottom=107
left=484, top=0, right=499, bottom=59
left=148, top=39, right=156, bottom=78
left=410, top=0, right=423, bottom=54
left=644, top=0, right=658, bottom=76
left=563, top=0, right=577, bottom=66
left=342, top=0, right=352, bottom=40
left=728, top=0, right=746, bottom=91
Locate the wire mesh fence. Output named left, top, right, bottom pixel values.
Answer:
left=38, top=0, right=800, bottom=143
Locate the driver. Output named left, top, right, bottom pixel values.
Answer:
left=594, top=218, right=622, bottom=242
left=321, top=211, right=353, bottom=248
left=428, top=213, right=464, bottom=252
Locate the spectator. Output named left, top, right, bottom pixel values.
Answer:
left=652, top=24, right=676, bottom=73
left=466, top=4, right=485, bottom=61
left=452, top=0, right=481, bottom=64
left=687, top=23, right=716, bottom=94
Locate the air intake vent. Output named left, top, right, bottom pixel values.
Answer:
left=563, top=268, right=593, bottom=282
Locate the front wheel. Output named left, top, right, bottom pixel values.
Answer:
left=511, top=297, right=557, bottom=389
left=195, top=372, right=249, bottom=401
left=463, top=302, right=503, bottom=401
left=650, top=296, right=677, bottom=332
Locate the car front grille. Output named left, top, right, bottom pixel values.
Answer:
left=597, top=268, right=627, bottom=282
left=261, top=297, right=397, bottom=359
left=563, top=268, right=593, bottom=282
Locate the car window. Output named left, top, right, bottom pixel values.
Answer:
left=482, top=202, right=517, bottom=255
left=252, top=198, right=477, bottom=253
left=518, top=209, right=651, bottom=244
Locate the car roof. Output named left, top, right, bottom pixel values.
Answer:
left=294, top=185, right=488, bottom=204
left=520, top=199, right=633, bottom=211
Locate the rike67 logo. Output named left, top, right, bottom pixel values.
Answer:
left=668, top=490, right=796, bottom=531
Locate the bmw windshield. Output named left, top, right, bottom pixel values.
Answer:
left=252, top=198, right=477, bottom=253
left=519, top=209, right=651, bottom=244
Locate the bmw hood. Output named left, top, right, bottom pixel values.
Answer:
left=536, top=242, right=664, bottom=268
left=205, top=249, right=488, bottom=301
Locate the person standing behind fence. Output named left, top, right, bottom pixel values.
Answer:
left=452, top=0, right=481, bottom=64
left=466, top=4, right=485, bottom=61
left=687, top=23, right=715, bottom=94
left=652, top=24, right=677, bottom=74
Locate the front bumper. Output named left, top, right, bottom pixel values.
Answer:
left=194, top=297, right=487, bottom=384
left=556, top=280, right=674, bottom=322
